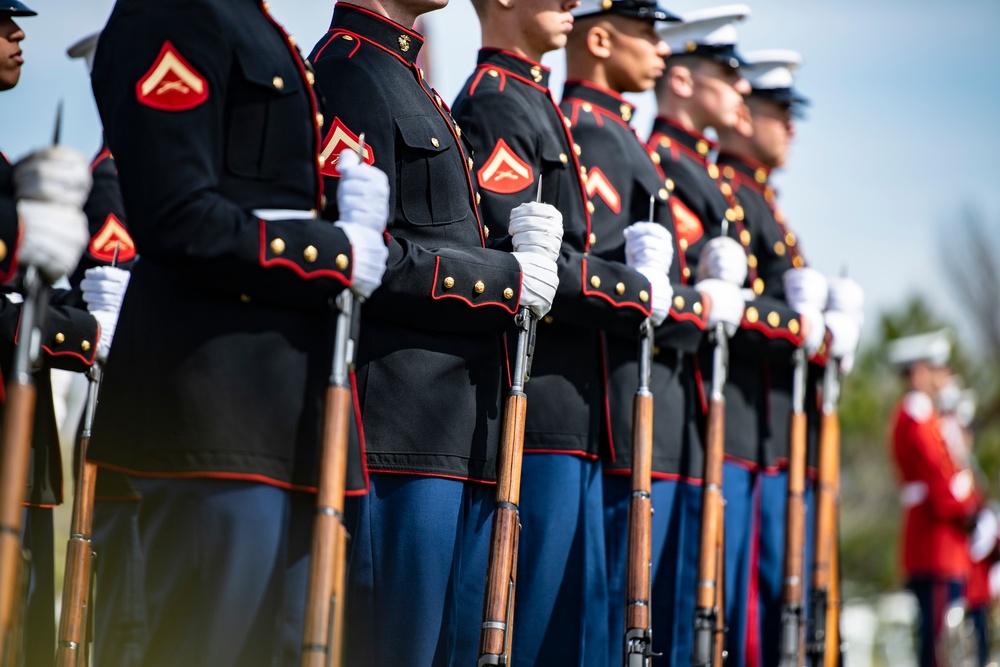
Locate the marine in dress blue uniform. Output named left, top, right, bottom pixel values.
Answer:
left=451, top=1, right=663, bottom=661
left=652, top=8, right=809, bottom=663
left=88, top=1, right=388, bottom=663
left=309, top=4, right=560, bottom=665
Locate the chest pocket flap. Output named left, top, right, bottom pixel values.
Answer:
left=395, top=115, right=468, bottom=227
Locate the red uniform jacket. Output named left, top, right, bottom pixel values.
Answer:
left=891, top=391, right=980, bottom=579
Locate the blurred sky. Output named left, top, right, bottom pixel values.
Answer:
left=2, top=0, right=999, bottom=353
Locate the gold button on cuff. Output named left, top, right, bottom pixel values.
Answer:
left=615, top=282, right=626, bottom=295
left=753, top=277, right=765, bottom=295
left=788, top=318, right=800, bottom=335
left=474, top=280, right=486, bottom=294
left=270, top=238, right=286, bottom=255
left=673, top=295, right=685, bottom=309
left=590, top=275, right=601, bottom=289
left=544, top=315, right=554, bottom=324
left=240, top=294, right=251, bottom=304
left=708, top=164, right=719, bottom=179
left=54, top=333, right=65, bottom=344
left=639, top=290, right=649, bottom=303
left=693, top=302, right=703, bottom=315
left=444, top=277, right=455, bottom=289
left=336, top=254, right=349, bottom=270
left=503, top=287, right=514, bottom=300
left=658, top=188, right=668, bottom=200
left=81, top=340, right=91, bottom=352
left=589, top=232, right=597, bottom=246
left=679, top=239, right=688, bottom=251
left=746, top=307, right=759, bottom=323
left=272, top=76, right=284, bottom=90
left=767, top=311, right=780, bottom=327
left=303, top=245, right=318, bottom=263
left=559, top=153, right=568, bottom=164
left=431, top=137, right=440, bottom=148
left=740, top=230, right=751, bottom=246
left=774, top=241, right=786, bottom=256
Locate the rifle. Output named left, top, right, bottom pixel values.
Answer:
left=778, top=348, right=808, bottom=667
left=57, top=242, right=120, bottom=667
left=807, top=360, right=843, bottom=667
left=477, top=175, right=543, bottom=666
left=691, top=321, right=729, bottom=667
left=0, top=267, right=50, bottom=664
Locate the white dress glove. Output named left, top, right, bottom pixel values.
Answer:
left=336, top=150, right=390, bottom=232
left=697, top=236, right=748, bottom=286
left=509, top=202, right=564, bottom=263
left=16, top=200, right=90, bottom=282
left=623, top=222, right=674, bottom=274
left=824, top=309, right=861, bottom=373
left=14, top=146, right=93, bottom=209
left=81, top=266, right=131, bottom=363
left=782, top=267, right=828, bottom=313
left=695, top=278, right=744, bottom=336
left=512, top=252, right=558, bottom=318
left=826, top=276, right=864, bottom=318
left=334, top=222, right=388, bottom=300
left=634, top=267, right=672, bottom=327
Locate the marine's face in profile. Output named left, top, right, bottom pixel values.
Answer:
left=0, top=15, right=25, bottom=91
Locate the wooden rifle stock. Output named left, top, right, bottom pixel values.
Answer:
left=56, top=369, right=103, bottom=667
left=623, top=320, right=656, bottom=666
left=692, top=324, right=728, bottom=667
left=807, top=362, right=842, bottom=667
left=0, top=268, right=48, bottom=663
left=301, top=291, right=358, bottom=667
left=778, top=350, right=808, bottom=667
left=478, top=307, right=536, bottom=666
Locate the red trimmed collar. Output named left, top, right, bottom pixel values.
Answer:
left=717, top=150, right=771, bottom=188
left=477, top=48, right=550, bottom=89
left=331, top=3, right=425, bottom=66
left=651, top=116, right=717, bottom=163
left=562, top=80, right=635, bottom=125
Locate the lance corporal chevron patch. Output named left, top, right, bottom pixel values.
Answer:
left=135, top=41, right=209, bottom=111
left=320, top=117, right=374, bottom=178
left=477, top=138, right=533, bottom=194
left=89, top=214, right=136, bottom=263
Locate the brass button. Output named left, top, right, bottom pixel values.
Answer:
left=765, top=189, right=776, bottom=203
left=708, top=164, right=719, bottom=179
left=455, top=125, right=462, bottom=138
left=488, top=69, right=499, bottom=77
left=270, top=238, right=286, bottom=255
left=320, top=195, right=328, bottom=210
left=620, top=104, right=632, bottom=122
left=474, top=280, right=486, bottom=294
left=639, top=290, right=649, bottom=303
left=693, top=302, right=703, bottom=315
left=476, top=193, right=482, bottom=205
left=574, top=143, right=582, bottom=156
left=746, top=307, right=759, bottom=323
left=720, top=183, right=732, bottom=196
left=580, top=166, right=587, bottom=177
left=767, top=311, right=780, bottom=327
left=734, top=206, right=744, bottom=221
left=587, top=201, right=595, bottom=214
left=725, top=208, right=736, bottom=222
left=54, top=333, right=65, bottom=344
left=503, top=287, right=514, bottom=300
left=658, top=188, right=668, bottom=200
left=748, top=254, right=758, bottom=268
left=559, top=153, right=568, bottom=164
left=306, top=71, right=316, bottom=85
left=590, top=275, right=601, bottom=289
left=650, top=152, right=661, bottom=165
left=303, top=245, right=318, bottom=263
left=431, top=137, right=440, bottom=148
left=240, top=294, right=251, bottom=304
left=336, top=254, right=349, bottom=270
left=774, top=241, right=786, bottom=256
left=679, top=238, right=688, bottom=251
left=316, top=113, right=324, bottom=127
left=588, top=232, right=597, bottom=246
left=582, top=103, right=593, bottom=113
left=272, top=76, right=284, bottom=90
left=468, top=157, right=474, bottom=171
left=665, top=178, right=674, bottom=191
left=792, top=256, right=805, bottom=268
left=288, top=36, right=297, bottom=48
left=696, top=139, right=709, bottom=156
left=544, top=315, right=554, bottom=324
left=673, top=295, right=685, bottom=309
left=682, top=267, right=691, bottom=278
left=444, top=277, right=455, bottom=289
left=81, top=340, right=91, bottom=352
left=785, top=232, right=797, bottom=246
left=659, top=137, right=670, bottom=148
left=739, top=230, right=751, bottom=246
left=342, top=35, right=354, bottom=41
left=686, top=40, right=697, bottom=53
left=788, top=318, right=800, bottom=335
left=484, top=226, right=490, bottom=238
left=318, top=156, right=326, bottom=168
left=615, top=282, right=626, bottom=295
left=723, top=165, right=735, bottom=179
left=0, top=239, right=7, bottom=261
left=653, top=345, right=661, bottom=357
left=753, top=277, right=765, bottom=295
left=755, top=168, right=768, bottom=184
left=563, top=116, right=572, bottom=128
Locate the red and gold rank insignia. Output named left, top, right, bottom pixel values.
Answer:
left=583, top=167, right=621, bottom=214
left=89, top=214, right=137, bottom=263
left=670, top=198, right=704, bottom=248
left=477, top=139, right=534, bottom=194
left=319, top=117, right=374, bottom=178
left=135, top=41, right=209, bottom=112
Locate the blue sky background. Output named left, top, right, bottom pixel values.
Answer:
left=3, top=0, right=998, bottom=354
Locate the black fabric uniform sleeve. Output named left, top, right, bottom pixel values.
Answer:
left=91, top=5, right=353, bottom=311
left=0, top=156, right=21, bottom=283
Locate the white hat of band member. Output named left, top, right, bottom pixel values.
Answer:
left=572, top=0, right=681, bottom=22
left=657, top=4, right=750, bottom=69
left=886, top=330, right=952, bottom=371
left=742, top=49, right=809, bottom=107
left=67, top=31, right=101, bottom=73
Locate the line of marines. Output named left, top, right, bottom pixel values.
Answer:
left=0, top=0, right=875, bottom=664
